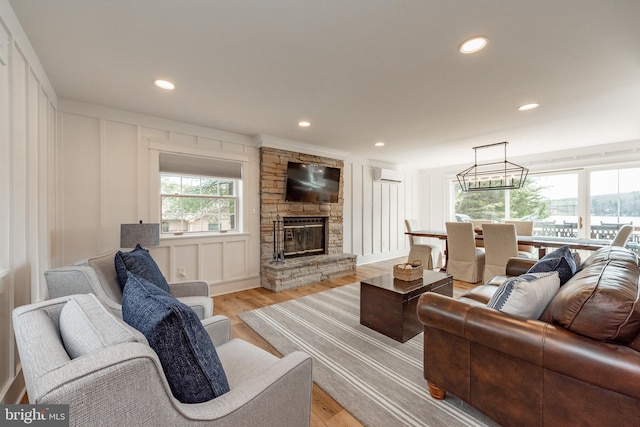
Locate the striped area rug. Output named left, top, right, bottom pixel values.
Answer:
left=238, top=283, right=497, bottom=427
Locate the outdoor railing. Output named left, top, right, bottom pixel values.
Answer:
left=533, top=221, right=579, bottom=238
left=533, top=221, right=639, bottom=255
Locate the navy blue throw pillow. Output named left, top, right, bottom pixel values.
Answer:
left=527, top=245, right=577, bottom=285
left=122, top=272, right=229, bottom=403
left=115, top=244, right=170, bottom=293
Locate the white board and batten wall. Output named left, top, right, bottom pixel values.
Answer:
left=57, top=100, right=263, bottom=296
left=0, top=0, right=57, bottom=404
left=344, top=163, right=421, bottom=264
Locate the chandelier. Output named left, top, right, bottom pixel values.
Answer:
left=456, top=142, right=528, bottom=192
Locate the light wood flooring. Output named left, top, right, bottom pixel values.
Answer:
left=213, top=257, right=474, bottom=427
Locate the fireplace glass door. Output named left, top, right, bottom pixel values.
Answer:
left=283, top=217, right=326, bottom=258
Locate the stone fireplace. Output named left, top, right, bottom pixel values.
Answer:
left=260, top=147, right=356, bottom=291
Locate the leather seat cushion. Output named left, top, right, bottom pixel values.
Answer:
left=542, top=247, right=640, bottom=344
left=461, top=283, right=502, bottom=304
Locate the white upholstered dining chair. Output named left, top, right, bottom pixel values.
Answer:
left=505, top=220, right=535, bottom=255
left=405, top=219, right=442, bottom=270
left=482, top=223, right=533, bottom=282
left=611, top=224, right=634, bottom=247
left=470, top=220, right=492, bottom=248
left=445, top=222, right=485, bottom=283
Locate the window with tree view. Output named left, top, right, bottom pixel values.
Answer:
left=161, top=174, right=238, bottom=234
left=454, top=167, right=639, bottom=253
left=454, top=172, right=581, bottom=237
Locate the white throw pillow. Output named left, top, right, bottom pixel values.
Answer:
left=486, top=272, right=560, bottom=319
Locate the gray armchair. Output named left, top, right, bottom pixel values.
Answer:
left=13, top=294, right=313, bottom=427
left=45, top=250, right=213, bottom=319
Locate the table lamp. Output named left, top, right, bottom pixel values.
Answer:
left=120, top=221, right=160, bottom=249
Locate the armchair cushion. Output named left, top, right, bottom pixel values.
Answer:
left=122, top=272, right=229, bottom=403
left=115, top=244, right=170, bottom=293
left=527, top=245, right=576, bottom=285
left=59, top=294, right=146, bottom=359
left=486, top=272, right=560, bottom=319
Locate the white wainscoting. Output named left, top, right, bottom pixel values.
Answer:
left=150, top=233, right=259, bottom=295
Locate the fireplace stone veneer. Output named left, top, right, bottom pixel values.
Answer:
left=260, top=146, right=356, bottom=291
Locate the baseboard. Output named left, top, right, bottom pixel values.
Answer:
left=209, top=276, right=261, bottom=296
left=357, top=250, right=409, bottom=266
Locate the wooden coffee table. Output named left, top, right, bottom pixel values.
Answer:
left=360, top=270, right=453, bottom=342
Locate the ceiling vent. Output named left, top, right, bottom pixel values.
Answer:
left=373, top=167, right=404, bottom=183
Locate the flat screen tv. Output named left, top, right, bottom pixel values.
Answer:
left=285, top=162, right=341, bottom=203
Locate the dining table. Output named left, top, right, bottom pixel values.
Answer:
left=407, top=229, right=611, bottom=265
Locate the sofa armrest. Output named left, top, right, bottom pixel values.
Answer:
left=177, top=350, right=313, bottom=426
left=417, top=290, right=472, bottom=338
left=505, top=257, right=537, bottom=276
left=27, top=342, right=163, bottom=404
left=177, top=296, right=213, bottom=320
left=36, top=342, right=311, bottom=426
left=45, top=267, right=124, bottom=312
left=168, top=280, right=210, bottom=297
left=169, top=280, right=213, bottom=320
left=201, top=315, right=232, bottom=346
left=45, top=266, right=102, bottom=298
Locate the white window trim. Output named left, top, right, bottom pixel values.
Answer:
left=146, top=140, right=249, bottom=234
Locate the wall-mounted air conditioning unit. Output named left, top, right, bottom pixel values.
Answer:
left=373, top=167, right=404, bottom=183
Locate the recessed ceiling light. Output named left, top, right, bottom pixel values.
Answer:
left=518, top=103, right=540, bottom=111
left=374, top=141, right=385, bottom=147
left=298, top=121, right=311, bottom=127
left=154, top=79, right=175, bottom=90
left=459, top=36, right=488, bottom=54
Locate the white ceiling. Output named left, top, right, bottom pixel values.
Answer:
left=8, top=0, right=640, bottom=169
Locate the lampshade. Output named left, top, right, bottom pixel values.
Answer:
left=120, top=222, right=160, bottom=248
left=457, top=142, right=528, bottom=192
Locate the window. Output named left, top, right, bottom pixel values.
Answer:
left=452, top=164, right=640, bottom=256
left=158, top=152, right=243, bottom=235
left=161, top=174, right=238, bottom=234
left=589, top=167, right=640, bottom=243
left=453, top=172, right=580, bottom=237
left=520, top=173, right=579, bottom=237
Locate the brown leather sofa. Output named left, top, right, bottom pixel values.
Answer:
left=417, top=246, right=640, bottom=427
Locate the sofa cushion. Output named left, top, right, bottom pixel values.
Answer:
left=486, top=272, right=560, bottom=319
left=527, top=245, right=576, bottom=285
left=543, top=246, right=640, bottom=344
left=122, top=272, right=229, bottom=403
left=59, top=294, right=146, bottom=359
left=580, top=245, right=639, bottom=269
left=115, top=244, right=170, bottom=293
